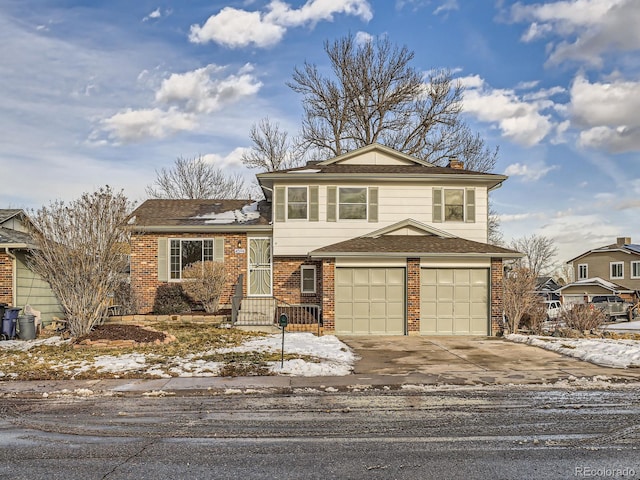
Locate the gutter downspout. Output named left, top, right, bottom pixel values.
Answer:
left=4, top=248, right=17, bottom=307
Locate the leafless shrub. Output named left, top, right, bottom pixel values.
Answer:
left=519, top=300, right=547, bottom=334
left=28, top=186, right=132, bottom=337
left=503, top=267, right=540, bottom=334
left=562, top=304, right=606, bottom=332
left=181, top=261, right=227, bottom=313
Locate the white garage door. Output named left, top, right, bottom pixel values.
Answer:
left=335, top=268, right=405, bottom=335
left=421, top=268, right=489, bottom=335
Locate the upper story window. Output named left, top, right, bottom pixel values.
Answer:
left=339, top=187, right=367, bottom=220
left=287, top=187, right=308, bottom=220
left=433, top=188, right=476, bottom=223
left=632, top=261, right=640, bottom=279
left=170, top=239, right=221, bottom=280
left=578, top=264, right=588, bottom=280
left=610, top=262, right=624, bottom=280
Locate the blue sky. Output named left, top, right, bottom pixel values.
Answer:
left=1, top=0, right=639, bottom=267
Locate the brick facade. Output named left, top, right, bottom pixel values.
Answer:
left=272, top=257, right=322, bottom=305
left=130, top=232, right=248, bottom=314
left=321, top=258, right=335, bottom=332
left=406, top=258, right=420, bottom=335
left=490, top=257, right=504, bottom=336
left=0, top=251, right=13, bottom=305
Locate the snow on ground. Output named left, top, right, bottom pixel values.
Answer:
left=0, top=332, right=356, bottom=378
left=507, top=334, right=640, bottom=369
left=602, top=320, right=640, bottom=332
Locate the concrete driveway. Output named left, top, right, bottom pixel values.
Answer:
left=339, top=336, right=640, bottom=385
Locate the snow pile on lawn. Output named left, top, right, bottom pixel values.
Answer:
left=0, top=336, right=69, bottom=351
left=219, top=333, right=357, bottom=376
left=507, top=334, right=640, bottom=369
left=603, top=320, right=640, bottom=332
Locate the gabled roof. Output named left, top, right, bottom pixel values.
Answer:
left=567, top=241, right=640, bottom=263
left=536, top=276, right=561, bottom=291
left=256, top=144, right=508, bottom=193
left=126, top=199, right=272, bottom=232
left=316, top=143, right=434, bottom=167
left=310, top=219, right=521, bottom=258
left=0, top=209, right=24, bottom=224
left=556, top=277, right=634, bottom=294
left=0, top=227, right=33, bottom=248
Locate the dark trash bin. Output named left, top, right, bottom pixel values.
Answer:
left=1, top=307, right=21, bottom=340
left=17, top=314, right=36, bottom=340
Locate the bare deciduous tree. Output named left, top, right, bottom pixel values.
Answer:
left=287, top=34, right=497, bottom=172
left=181, top=261, right=226, bottom=313
left=503, top=267, right=544, bottom=334
left=241, top=118, right=305, bottom=172
left=488, top=203, right=503, bottom=246
left=509, top=234, right=558, bottom=277
left=28, top=187, right=132, bottom=337
left=146, top=155, right=250, bottom=199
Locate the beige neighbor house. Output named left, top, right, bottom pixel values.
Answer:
left=561, top=237, right=640, bottom=304
left=128, top=144, right=521, bottom=336
left=0, top=209, right=64, bottom=322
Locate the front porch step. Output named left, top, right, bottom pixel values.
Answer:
left=234, top=297, right=276, bottom=326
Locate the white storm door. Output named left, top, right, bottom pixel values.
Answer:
left=248, top=238, right=272, bottom=296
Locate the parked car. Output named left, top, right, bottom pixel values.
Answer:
left=544, top=300, right=563, bottom=320
left=590, top=295, right=634, bottom=321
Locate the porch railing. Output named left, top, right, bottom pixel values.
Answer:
left=230, top=274, right=322, bottom=335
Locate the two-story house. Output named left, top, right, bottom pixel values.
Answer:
left=562, top=237, right=640, bottom=302
left=128, top=144, right=521, bottom=336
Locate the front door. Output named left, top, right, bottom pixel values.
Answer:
left=248, top=237, right=272, bottom=296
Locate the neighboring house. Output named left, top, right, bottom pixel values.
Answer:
left=568, top=237, right=640, bottom=293
left=535, top=276, right=561, bottom=301
left=0, top=209, right=64, bottom=322
left=128, top=144, right=521, bottom=336
left=556, top=277, right=635, bottom=306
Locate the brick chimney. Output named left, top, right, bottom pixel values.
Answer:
left=616, top=237, right=631, bottom=246
left=447, top=156, right=464, bottom=170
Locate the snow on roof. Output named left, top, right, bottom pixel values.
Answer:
left=191, top=201, right=260, bottom=224
left=570, top=276, right=620, bottom=289
left=287, top=168, right=321, bottom=174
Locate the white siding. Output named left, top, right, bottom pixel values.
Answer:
left=338, top=151, right=416, bottom=165
left=273, top=181, right=489, bottom=256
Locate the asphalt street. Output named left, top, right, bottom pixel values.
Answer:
left=0, top=386, right=639, bottom=479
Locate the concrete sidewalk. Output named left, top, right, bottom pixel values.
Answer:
left=1, top=336, right=639, bottom=397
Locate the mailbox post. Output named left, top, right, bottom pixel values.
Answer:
left=278, top=313, right=288, bottom=368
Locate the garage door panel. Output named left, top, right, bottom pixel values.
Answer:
left=421, top=268, right=488, bottom=335
left=335, top=267, right=406, bottom=335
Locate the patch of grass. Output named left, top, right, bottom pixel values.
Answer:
left=0, top=324, right=272, bottom=381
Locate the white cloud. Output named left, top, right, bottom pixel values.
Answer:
left=100, top=108, right=197, bottom=143
left=189, top=0, right=373, bottom=48
left=510, top=0, right=640, bottom=67
left=355, top=31, right=373, bottom=45
left=433, top=0, right=459, bottom=16
left=570, top=75, right=640, bottom=152
left=155, top=64, right=262, bottom=114
left=143, top=8, right=162, bottom=22
left=97, top=64, right=262, bottom=143
left=504, top=162, right=558, bottom=182
left=498, top=212, right=537, bottom=222
left=459, top=75, right=556, bottom=146
left=202, top=147, right=248, bottom=169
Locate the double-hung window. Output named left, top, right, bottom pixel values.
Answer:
left=610, top=262, right=624, bottom=280
left=338, top=187, right=367, bottom=220
left=433, top=188, right=475, bottom=223
left=578, top=264, right=588, bottom=280
left=170, top=239, right=220, bottom=280
left=632, top=261, right=640, bottom=279
left=301, top=265, right=316, bottom=294
left=287, top=187, right=308, bottom=220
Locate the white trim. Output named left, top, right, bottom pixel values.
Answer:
left=168, top=238, right=220, bottom=281
left=610, top=261, right=624, bottom=280
left=631, top=261, right=640, bottom=279
left=577, top=263, right=588, bottom=280
left=300, top=265, right=317, bottom=294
